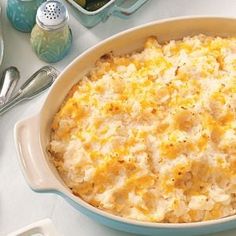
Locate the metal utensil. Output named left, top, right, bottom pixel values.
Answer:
left=0, top=66, right=20, bottom=106
left=0, top=65, right=59, bottom=116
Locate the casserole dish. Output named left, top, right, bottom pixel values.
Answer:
left=64, top=0, right=149, bottom=28
left=14, top=17, right=236, bottom=235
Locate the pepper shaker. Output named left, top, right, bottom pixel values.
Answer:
left=7, top=0, right=45, bottom=32
left=30, top=0, right=72, bottom=63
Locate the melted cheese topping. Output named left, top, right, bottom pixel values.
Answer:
left=49, top=35, right=236, bottom=223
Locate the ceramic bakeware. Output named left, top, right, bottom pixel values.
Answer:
left=14, top=17, right=236, bottom=236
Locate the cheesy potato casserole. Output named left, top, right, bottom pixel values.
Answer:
left=49, top=35, right=236, bottom=223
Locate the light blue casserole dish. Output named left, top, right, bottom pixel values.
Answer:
left=14, top=16, right=236, bottom=236
left=63, top=0, right=149, bottom=28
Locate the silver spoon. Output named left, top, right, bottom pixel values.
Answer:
left=0, top=65, right=59, bottom=116
left=0, top=66, right=20, bottom=106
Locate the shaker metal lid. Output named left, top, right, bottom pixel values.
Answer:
left=36, top=0, right=69, bottom=30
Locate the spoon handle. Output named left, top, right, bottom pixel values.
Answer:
left=0, top=93, right=23, bottom=115
left=0, top=66, right=59, bottom=116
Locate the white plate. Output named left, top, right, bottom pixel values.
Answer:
left=7, top=219, right=63, bottom=236
left=0, top=4, right=4, bottom=67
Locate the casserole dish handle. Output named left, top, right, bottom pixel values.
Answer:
left=14, top=115, right=61, bottom=192
left=110, top=0, right=148, bottom=19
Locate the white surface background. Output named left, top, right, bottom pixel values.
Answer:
left=2, top=0, right=236, bottom=235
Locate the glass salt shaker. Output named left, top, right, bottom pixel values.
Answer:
left=30, top=0, right=72, bottom=63
left=7, top=0, right=45, bottom=32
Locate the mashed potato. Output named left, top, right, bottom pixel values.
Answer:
left=49, top=35, right=236, bottom=223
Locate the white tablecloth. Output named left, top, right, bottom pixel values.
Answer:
left=2, top=0, right=236, bottom=235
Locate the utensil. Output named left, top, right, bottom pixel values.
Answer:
left=0, top=66, right=20, bottom=106
left=0, top=65, right=59, bottom=115
left=14, top=17, right=236, bottom=236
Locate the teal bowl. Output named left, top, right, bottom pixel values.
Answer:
left=14, top=17, right=236, bottom=236
left=63, top=0, right=149, bottom=28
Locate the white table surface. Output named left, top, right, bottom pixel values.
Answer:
left=2, top=0, right=236, bottom=235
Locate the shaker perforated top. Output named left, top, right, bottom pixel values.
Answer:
left=36, top=0, right=69, bottom=30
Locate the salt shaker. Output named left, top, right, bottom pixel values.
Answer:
left=7, top=0, right=45, bottom=32
left=30, top=0, right=72, bottom=63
